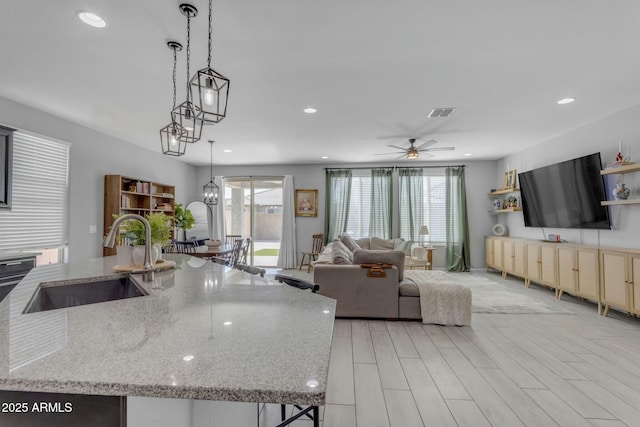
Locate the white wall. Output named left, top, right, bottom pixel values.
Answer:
left=197, top=160, right=498, bottom=269
left=496, top=103, right=640, bottom=250
left=0, top=96, right=198, bottom=264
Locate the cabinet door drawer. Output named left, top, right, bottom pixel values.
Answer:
left=0, top=257, right=36, bottom=279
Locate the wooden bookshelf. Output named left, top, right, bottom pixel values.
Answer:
left=103, top=175, right=175, bottom=256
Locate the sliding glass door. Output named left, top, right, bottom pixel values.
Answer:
left=224, top=177, right=283, bottom=266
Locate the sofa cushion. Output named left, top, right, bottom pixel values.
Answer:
left=371, top=237, right=395, bottom=250
left=399, top=278, right=420, bottom=297
left=355, top=237, right=371, bottom=249
left=338, top=233, right=361, bottom=252
left=353, top=249, right=405, bottom=281
left=331, top=239, right=353, bottom=264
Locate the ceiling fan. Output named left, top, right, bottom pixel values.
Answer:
left=374, top=138, right=455, bottom=159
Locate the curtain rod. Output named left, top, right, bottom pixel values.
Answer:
left=325, top=165, right=466, bottom=171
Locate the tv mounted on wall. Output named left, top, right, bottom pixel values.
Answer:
left=0, top=125, right=13, bottom=209
left=518, top=153, right=611, bottom=230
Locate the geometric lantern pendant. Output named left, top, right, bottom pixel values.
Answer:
left=160, top=118, right=188, bottom=156
left=202, top=140, right=219, bottom=205
left=172, top=100, right=202, bottom=143
left=191, top=68, right=229, bottom=125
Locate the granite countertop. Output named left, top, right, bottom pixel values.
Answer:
left=0, top=254, right=335, bottom=405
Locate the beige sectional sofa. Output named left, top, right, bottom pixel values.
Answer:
left=313, top=234, right=421, bottom=319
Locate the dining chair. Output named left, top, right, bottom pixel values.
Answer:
left=210, top=256, right=229, bottom=266
left=213, top=239, right=243, bottom=267
left=237, top=237, right=252, bottom=265
left=224, top=234, right=242, bottom=246
left=274, top=273, right=320, bottom=426
left=235, top=263, right=265, bottom=277
left=171, top=240, right=198, bottom=254
left=298, top=233, right=324, bottom=272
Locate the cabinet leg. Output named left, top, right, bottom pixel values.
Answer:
left=524, top=279, right=530, bottom=288
left=557, top=290, right=563, bottom=300
left=597, top=302, right=601, bottom=315
left=603, top=305, right=610, bottom=317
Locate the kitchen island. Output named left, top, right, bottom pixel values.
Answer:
left=0, top=254, right=335, bottom=426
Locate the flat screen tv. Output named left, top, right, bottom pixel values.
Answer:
left=518, top=153, right=610, bottom=230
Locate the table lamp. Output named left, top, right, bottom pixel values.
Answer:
left=419, top=225, right=430, bottom=247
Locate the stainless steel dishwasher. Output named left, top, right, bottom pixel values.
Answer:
left=0, top=254, right=36, bottom=302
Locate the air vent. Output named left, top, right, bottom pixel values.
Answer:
left=428, top=107, right=456, bottom=118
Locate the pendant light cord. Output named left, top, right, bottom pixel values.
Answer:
left=207, top=0, right=212, bottom=68
left=186, top=14, right=192, bottom=103
left=172, top=46, right=178, bottom=110
left=210, top=141, right=214, bottom=181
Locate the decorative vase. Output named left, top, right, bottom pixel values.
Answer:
left=133, top=245, right=160, bottom=266
left=132, top=245, right=145, bottom=266
left=154, top=243, right=163, bottom=262
left=612, top=183, right=631, bottom=200
left=492, top=199, right=501, bottom=210
left=115, top=245, right=133, bottom=267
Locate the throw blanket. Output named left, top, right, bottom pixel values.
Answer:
left=404, top=270, right=472, bottom=326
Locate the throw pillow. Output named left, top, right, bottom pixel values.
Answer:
left=353, top=249, right=405, bottom=281
left=371, top=236, right=395, bottom=250
left=393, top=239, right=414, bottom=256
left=339, top=233, right=361, bottom=252
left=331, top=239, right=353, bottom=265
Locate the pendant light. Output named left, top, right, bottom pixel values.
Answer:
left=202, top=140, right=219, bottom=205
left=173, top=3, right=202, bottom=143
left=160, top=41, right=188, bottom=156
left=190, top=0, right=229, bottom=125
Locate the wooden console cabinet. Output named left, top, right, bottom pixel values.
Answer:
left=485, top=236, right=608, bottom=314
left=103, top=175, right=175, bottom=256
left=600, top=248, right=640, bottom=316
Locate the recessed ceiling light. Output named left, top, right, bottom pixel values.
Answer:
left=306, top=380, right=319, bottom=388
left=463, top=153, right=473, bottom=157
left=223, top=321, right=232, bottom=326
left=77, top=11, right=106, bottom=28
left=557, top=97, right=575, bottom=105
left=321, top=156, right=328, bottom=159
left=182, top=355, right=194, bottom=362
left=223, top=149, right=232, bottom=153
left=303, top=107, right=317, bottom=114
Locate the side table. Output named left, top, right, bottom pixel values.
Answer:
left=406, top=247, right=435, bottom=270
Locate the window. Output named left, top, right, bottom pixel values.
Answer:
left=399, top=171, right=447, bottom=244
left=345, top=171, right=372, bottom=239
left=0, top=130, right=70, bottom=263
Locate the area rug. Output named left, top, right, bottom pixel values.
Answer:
left=275, top=268, right=574, bottom=315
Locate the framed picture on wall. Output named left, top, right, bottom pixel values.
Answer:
left=295, top=189, right=318, bottom=217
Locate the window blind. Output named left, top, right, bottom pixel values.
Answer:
left=399, top=169, right=447, bottom=243
left=345, top=171, right=372, bottom=239
left=0, top=132, right=70, bottom=250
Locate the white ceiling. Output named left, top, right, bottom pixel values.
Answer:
left=1, top=0, right=640, bottom=166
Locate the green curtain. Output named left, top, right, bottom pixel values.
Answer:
left=398, top=168, right=424, bottom=241
left=324, top=169, right=352, bottom=241
left=445, top=166, right=470, bottom=271
left=370, top=168, right=392, bottom=238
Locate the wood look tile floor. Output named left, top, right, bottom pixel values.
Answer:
left=279, top=271, right=640, bottom=427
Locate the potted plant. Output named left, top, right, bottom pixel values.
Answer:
left=113, top=212, right=173, bottom=264
left=506, top=195, right=518, bottom=208
left=174, top=203, right=195, bottom=240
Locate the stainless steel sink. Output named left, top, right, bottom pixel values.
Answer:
left=23, top=276, right=148, bottom=314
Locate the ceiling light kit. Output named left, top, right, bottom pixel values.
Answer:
left=160, top=41, right=188, bottom=156
left=172, top=4, right=202, bottom=144
left=557, top=97, right=575, bottom=105
left=375, top=138, right=455, bottom=160
left=161, top=1, right=231, bottom=156
left=202, top=140, right=220, bottom=205
left=190, top=0, right=230, bottom=126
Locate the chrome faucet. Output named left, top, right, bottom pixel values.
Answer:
left=103, top=214, right=155, bottom=281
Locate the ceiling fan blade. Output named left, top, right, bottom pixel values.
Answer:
left=374, top=151, right=404, bottom=156
left=396, top=154, right=408, bottom=160
left=377, top=134, right=412, bottom=140
left=422, top=146, right=455, bottom=151
left=386, top=144, right=408, bottom=151
left=416, top=139, right=437, bottom=149
left=421, top=152, right=435, bottom=158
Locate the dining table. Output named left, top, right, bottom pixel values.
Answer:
left=190, top=243, right=235, bottom=258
